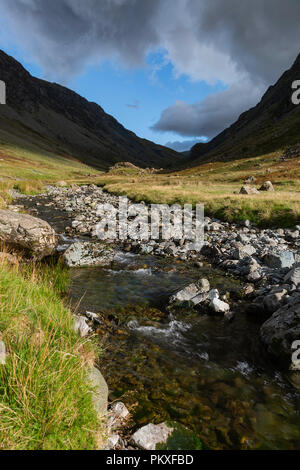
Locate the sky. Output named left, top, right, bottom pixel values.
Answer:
left=0, top=0, right=300, bottom=151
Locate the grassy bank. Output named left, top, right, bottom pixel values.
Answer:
left=0, top=259, right=101, bottom=450
left=0, top=140, right=103, bottom=208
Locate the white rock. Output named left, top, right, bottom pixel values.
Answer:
left=73, top=315, right=92, bottom=337
left=210, top=297, right=230, bottom=314
left=110, top=401, right=129, bottom=420
left=131, top=423, right=173, bottom=450
left=208, top=289, right=219, bottom=301
left=106, top=434, right=120, bottom=449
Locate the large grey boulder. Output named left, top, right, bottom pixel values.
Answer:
left=263, top=251, right=295, bottom=269
left=63, top=241, right=114, bottom=267
left=260, top=302, right=300, bottom=369
left=131, top=423, right=174, bottom=450
left=87, top=366, right=108, bottom=417
left=0, top=210, right=57, bottom=259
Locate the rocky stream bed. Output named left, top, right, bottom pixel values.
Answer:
left=10, top=184, right=300, bottom=450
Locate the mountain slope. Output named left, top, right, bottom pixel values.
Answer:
left=190, top=53, right=300, bottom=164
left=0, top=50, right=178, bottom=170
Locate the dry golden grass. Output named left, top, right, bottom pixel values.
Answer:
left=95, top=151, right=300, bottom=227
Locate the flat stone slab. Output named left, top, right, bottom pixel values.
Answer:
left=63, top=241, right=114, bottom=267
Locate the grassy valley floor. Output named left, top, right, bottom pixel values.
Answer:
left=96, top=151, right=300, bottom=228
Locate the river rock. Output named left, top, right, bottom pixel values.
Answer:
left=284, top=266, right=300, bottom=286
left=208, top=289, right=230, bottom=313
left=260, top=301, right=300, bottom=368
left=73, top=315, right=92, bottom=337
left=263, top=289, right=287, bottom=314
left=87, top=366, right=109, bottom=417
left=0, top=210, right=57, bottom=259
left=263, top=251, right=295, bottom=269
left=110, top=401, right=129, bottom=420
left=169, top=278, right=210, bottom=305
left=63, top=241, right=114, bottom=267
left=232, top=244, right=256, bottom=260
left=105, top=434, right=121, bottom=450
left=131, top=423, right=174, bottom=450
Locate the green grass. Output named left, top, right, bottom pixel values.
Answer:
left=0, top=260, right=101, bottom=450
left=0, top=140, right=104, bottom=207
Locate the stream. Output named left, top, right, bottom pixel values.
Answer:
left=22, top=195, right=300, bottom=450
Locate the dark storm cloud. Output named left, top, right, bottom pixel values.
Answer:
left=1, top=0, right=300, bottom=137
left=1, top=0, right=162, bottom=78
left=152, top=80, right=264, bottom=138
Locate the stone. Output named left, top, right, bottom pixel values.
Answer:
left=247, top=270, right=262, bottom=282
left=0, top=210, right=57, bottom=259
left=0, top=340, right=6, bottom=365
left=239, top=185, right=260, bottom=195
left=244, top=176, right=257, bottom=184
left=260, top=302, right=300, bottom=368
left=263, top=251, right=295, bottom=269
left=208, top=288, right=219, bottom=301
left=131, top=423, right=174, bottom=450
left=232, top=244, right=256, bottom=260
left=263, top=290, right=287, bottom=314
left=110, top=402, right=129, bottom=420
left=0, top=252, right=18, bottom=265
left=170, top=278, right=210, bottom=305
left=87, top=366, right=108, bottom=417
left=200, top=243, right=221, bottom=259
left=259, top=181, right=274, bottom=192
left=63, top=241, right=114, bottom=267
left=56, top=181, right=67, bottom=187
left=284, top=266, right=300, bottom=286
left=73, top=315, right=92, bottom=337
left=210, top=297, right=230, bottom=314
left=105, top=434, right=121, bottom=450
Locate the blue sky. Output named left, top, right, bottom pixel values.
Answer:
left=0, top=38, right=224, bottom=148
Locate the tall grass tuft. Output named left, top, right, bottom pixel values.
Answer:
left=0, top=260, right=100, bottom=450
